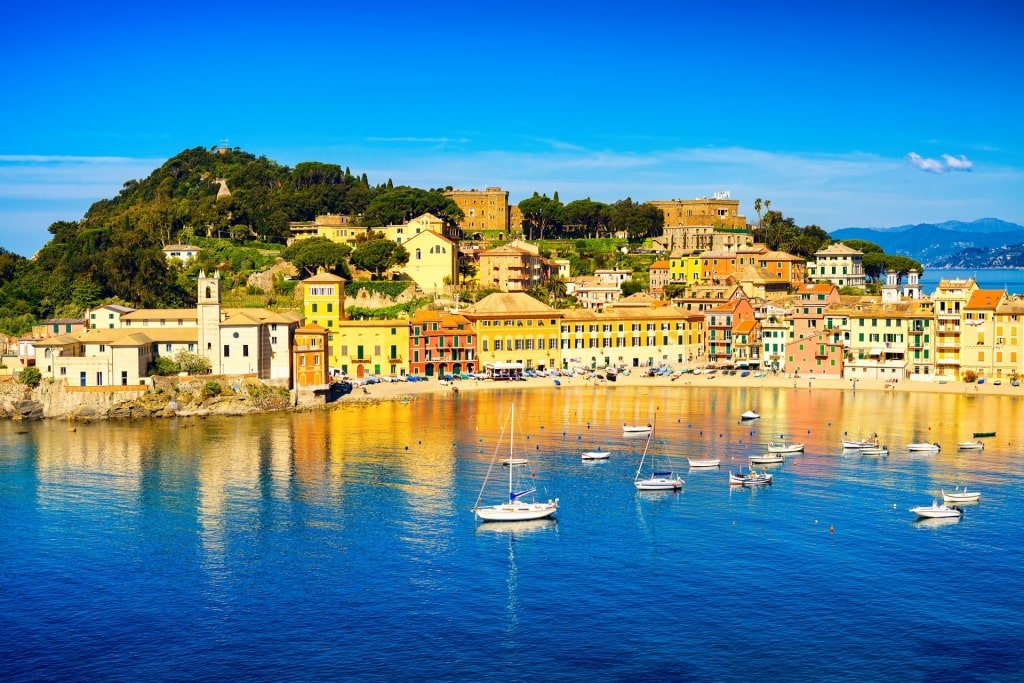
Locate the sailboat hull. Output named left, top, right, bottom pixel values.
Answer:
left=474, top=500, right=558, bottom=522
left=634, top=477, right=683, bottom=491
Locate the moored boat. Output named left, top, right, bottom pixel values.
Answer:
left=973, top=431, right=996, bottom=438
left=942, top=486, right=981, bottom=503
left=474, top=404, right=558, bottom=522
left=740, top=410, right=760, bottom=421
left=957, top=440, right=984, bottom=450
left=860, top=445, right=889, bottom=456
left=767, top=436, right=805, bottom=454
left=581, top=450, right=610, bottom=461
left=910, top=502, right=962, bottom=519
left=633, top=420, right=683, bottom=491
left=623, top=423, right=653, bottom=435
left=687, top=458, right=721, bottom=468
left=907, top=442, right=941, bottom=452
left=842, top=432, right=879, bottom=449
left=729, top=470, right=773, bottom=486
left=749, top=453, right=785, bottom=465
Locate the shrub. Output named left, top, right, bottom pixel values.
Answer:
left=17, top=366, right=42, bottom=388
left=201, top=381, right=222, bottom=398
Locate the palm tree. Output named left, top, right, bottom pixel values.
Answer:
left=753, top=198, right=762, bottom=231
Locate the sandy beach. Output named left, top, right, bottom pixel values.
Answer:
left=342, top=369, right=1022, bottom=405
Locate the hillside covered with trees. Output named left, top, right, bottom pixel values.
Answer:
left=0, top=146, right=919, bottom=338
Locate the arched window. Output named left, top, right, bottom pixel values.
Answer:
left=416, top=248, right=422, bottom=260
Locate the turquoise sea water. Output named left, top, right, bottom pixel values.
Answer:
left=2, top=385, right=1023, bottom=682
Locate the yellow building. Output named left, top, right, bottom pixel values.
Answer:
left=288, top=214, right=368, bottom=247
left=300, top=271, right=347, bottom=371
left=668, top=249, right=703, bottom=285
left=292, top=323, right=329, bottom=388
left=443, top=187, right=509, bottom=236
left=333, top=318, right=410, bottom=379
left=462, top=293, right=563, bottom=371
left=560, top=305, right=704, bottom=370
left=807, top=242, right=866, bottom=288
left=398, top=229, right=458, bottom=294
left=383, top=212, right=447, bottom=244
left=994, top=296, right=1024, bottom=381
left=932, top=277, right=978, bottom=380
left=647, top=195, right=747, bottom=229
left=961, top=289, right=1009, bottom=381
left=477, top=241, right=544, bottom=292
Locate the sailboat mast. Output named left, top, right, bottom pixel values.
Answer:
left=508, top=404, right=515, bottom=501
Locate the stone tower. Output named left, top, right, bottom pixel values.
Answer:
left=197, top=270, right=222, bottom=374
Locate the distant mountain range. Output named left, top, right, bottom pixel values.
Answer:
left=830, top=218, right=1024, bottom=268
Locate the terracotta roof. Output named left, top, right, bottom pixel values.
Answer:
left=965, top=289, right=1004, bottom=310
left=465, top=292, right=557, bottom=316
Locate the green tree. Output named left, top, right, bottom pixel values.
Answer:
left=17, top=366, right=42, bottom=388
left=175, top=349, right=212, bottom=375
left=518, top=193, right=564, bottom=240
left=281, top=237, right=352, bottom=279
left=562, top=198, right=611, bottom=238
left=621, top=280, right=644, bottom=296
left=358, top=186, right=464, bottom=232
left=351, top=237, right=409, bottom=278
left=609, top=199, right=663, bottom=242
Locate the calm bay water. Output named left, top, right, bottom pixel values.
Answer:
left=2, top=385, right=1024, bottom=682
left=919, top=268, right=1024, bottom=295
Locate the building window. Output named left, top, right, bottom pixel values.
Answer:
left=224, top=345, right=230, bottom=357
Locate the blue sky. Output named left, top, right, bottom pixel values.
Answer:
left=2, top=0, right=1023, bottom=257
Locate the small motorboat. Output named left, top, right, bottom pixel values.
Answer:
left=767, top=437, right=805, bottom=454
left=842, top=432, right=879, bottom=449
left=910, top=502, right=962, bottom=519
left=957, top=440, right=984, bottom=450
left=623, top=423, right=653, bottom=435
left=942, top=486, right=981, bottom=503
left=740, top=410, right=760, bottom=421
left=907, top=442, right=941, bottom=452
left=581, top=450, right=610, bottom=461
left=860, top=445, right=889, bottom=456
left=501, top=458, right=530, bottom=466
left=687, top=458, right=721, bottom=468
left=973, top=431, right=996, bottom=438
left=729, top=470, right=773, bottom=487
left=749, top=453, right=785, bottom=465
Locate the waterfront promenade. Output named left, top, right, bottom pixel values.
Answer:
left=346, top=368, right=1022, bottom=405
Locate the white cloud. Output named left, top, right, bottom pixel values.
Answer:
left=942, top=154, right=973, bottom=171
left=907, top=152, right=974, bottom=174
left=907, top=152, right=946, bottom=173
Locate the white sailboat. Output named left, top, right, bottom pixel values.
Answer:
left=633, top=419, right=683, bottom=491
left=473, top=404, right=559, bottom=522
